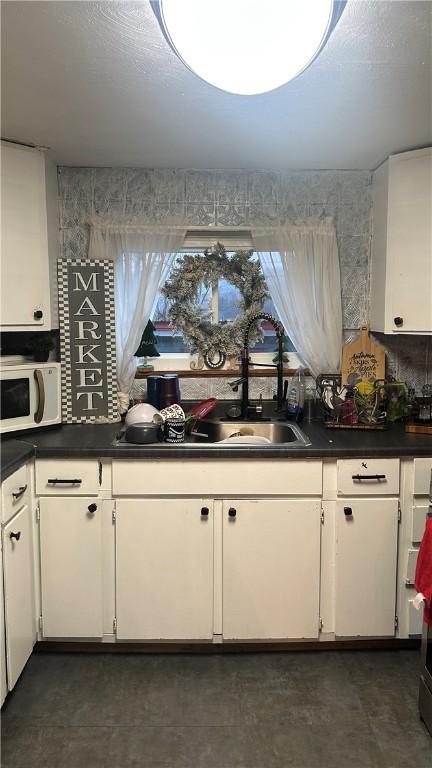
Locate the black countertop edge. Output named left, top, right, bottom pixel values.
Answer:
left=1, top=439, right=35, bottom=482
left=31, top=447, right=432, bottom=459
left=1, top=421, right=431, bottom=468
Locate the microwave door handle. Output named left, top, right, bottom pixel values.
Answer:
left=34, top=369, right=45, bottom=423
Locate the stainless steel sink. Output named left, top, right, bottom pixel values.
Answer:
left=191, top=420, right=311, bottom=447
left=114, top=419, right=312, bottom=448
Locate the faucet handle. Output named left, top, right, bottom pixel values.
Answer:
left=248, top=394, right=263, bottom=418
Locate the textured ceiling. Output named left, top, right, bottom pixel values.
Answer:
left=1, top=0, right=431, bottom=169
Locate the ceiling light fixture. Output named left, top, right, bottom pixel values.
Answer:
left=152, top=0, right=346, bottom=96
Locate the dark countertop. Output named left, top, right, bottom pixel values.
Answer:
left=1, top=438, right=35, bottom=482
left=1, top=421, right=430, bottom=470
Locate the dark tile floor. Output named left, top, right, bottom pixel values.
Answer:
left=1, top=650, right=431, bottom=767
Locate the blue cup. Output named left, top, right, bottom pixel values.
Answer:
left=147, top=375, right=162, bottom=410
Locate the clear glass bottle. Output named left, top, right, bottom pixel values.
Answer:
left=287, top=367, right=305, bottom=421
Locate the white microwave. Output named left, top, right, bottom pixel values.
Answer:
left=0, top=361, right=61, bottom=434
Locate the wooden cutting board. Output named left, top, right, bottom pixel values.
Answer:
left=342, top=326, right=385, bottom=385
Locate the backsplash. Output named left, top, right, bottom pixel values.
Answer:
left=58, top=166, right=431, bottom=395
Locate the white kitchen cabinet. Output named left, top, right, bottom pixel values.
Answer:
left=116, top=498, right=214, bottom=640
left=36, top=459, right=100, bottom=497
left=335, top=499, right=399, bottom=637
left=370, top=147, right=432, bottom=334
left=222, top=499, right=321, bottom=640
left=112, top=459, right=322, bottom=497
left=39, top=497, right=103, bottom=638
left=337, top=458, right=399, bottom=496
left=0, top=539, right=7, bottom=705
left=1, top=141, right=59, bottom=330
left=3, top=505, right=35, bottom=689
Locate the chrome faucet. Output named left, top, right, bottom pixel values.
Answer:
left=228, top=312, right=286, bottom=420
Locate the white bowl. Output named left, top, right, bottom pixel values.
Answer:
left=125, top=403, right=161, bottom=427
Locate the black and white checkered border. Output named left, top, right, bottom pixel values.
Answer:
left=104, top=260, right=118, bottom=420
left=57, top=258, right=118, bottom=424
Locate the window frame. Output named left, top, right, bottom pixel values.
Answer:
left=137, top=229, right=301, bottom=373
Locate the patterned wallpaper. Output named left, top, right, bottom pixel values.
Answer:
left=58, top=166, right=431, bottom=394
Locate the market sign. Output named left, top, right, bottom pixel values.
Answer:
left=58, top=258, right=118, bottom=423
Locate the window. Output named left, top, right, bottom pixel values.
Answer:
left=152, top=250, right=295, bottom=355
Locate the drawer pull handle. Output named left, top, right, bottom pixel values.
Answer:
left=87, top=503, right=97, bottom=514
left=47, top=478, right=82, bottom=485
left=12, top=485, right=27, bottom=500
left=344, top=506, right=353, bottom=517
left=200, top=507, right=209, bottom=518
left=228, top=507, right=237, bottom=519
left=352, top=474, right=386, bottom=481
left=9, top=531, right=21, bottom=541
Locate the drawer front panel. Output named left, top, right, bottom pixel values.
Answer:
left=406, top=548, right=418, bottom=586
left=413, top=458, right=432, bottom=496
left=112, top=460, right=322, bottom=497
left=337, top=459, right=399, bottom=496
left=412, top=505, right=429, bottom=543
left=1, top=464, right=30, bottom=523
left=36, top=459, right=99, bottom=496
left=408, top=599, right=423, bottom=636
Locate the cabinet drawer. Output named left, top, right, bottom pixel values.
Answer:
left=1, top=464, right=30, bottom=523
left=35, top=460, right=99, bottom=496
left=413, top=458, right=432, bottom=496
left=412, top=505, right=429, bottom=543
left=406, top=548, right=418, bottom=586
left=112, top=459, right=322, bottom=497
left=337, top=459, right=399, bottom=496
left=408, top=599, right=423, bottom=636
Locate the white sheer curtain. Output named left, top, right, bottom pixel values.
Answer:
left=88, top=225, right=186, bottom=413
left=252, top=219, right=342, bottom=377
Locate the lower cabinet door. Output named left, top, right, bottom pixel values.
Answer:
left=39, top=497, right=103, bottom=638
left=223, top=499, right=321, bottom=640
left=335, top=498, right=398, bottom=637
left=116, top=499, right=214, bottom=640
left=0, top=539, right=7, bottom=703
left=3, top=505, right=35, bottom=689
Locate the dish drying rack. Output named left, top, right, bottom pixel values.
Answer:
left=316, top=374, right=387, bottom=430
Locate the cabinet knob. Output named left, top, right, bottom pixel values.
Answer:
left=393, top=316, right=403, bottom=327
left=343, top=506, right=353, bottom=518
left=9, top=531, right=21, bottom=541
left=34, top=309, right=43, bottom=320
left=200, top=506, right=209, bottom=518
left=228, top=507, right=237, bottom=519
left=87, top=503, right=97, bottom=514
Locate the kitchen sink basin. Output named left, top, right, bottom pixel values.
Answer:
left=114, top=419, right=312, bottom=448
left=190, top=420, right=311, bottom=447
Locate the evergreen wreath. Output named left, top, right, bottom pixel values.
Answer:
left=162, top=242, right=268, bottom=358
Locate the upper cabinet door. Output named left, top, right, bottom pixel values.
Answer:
left=371, top=147, right=432, bottom=334
left=222, top=499, right=321, bottom=640
left=387, top=150, right=432, bottom=333
left=1, top=142, right=56, bottom=330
